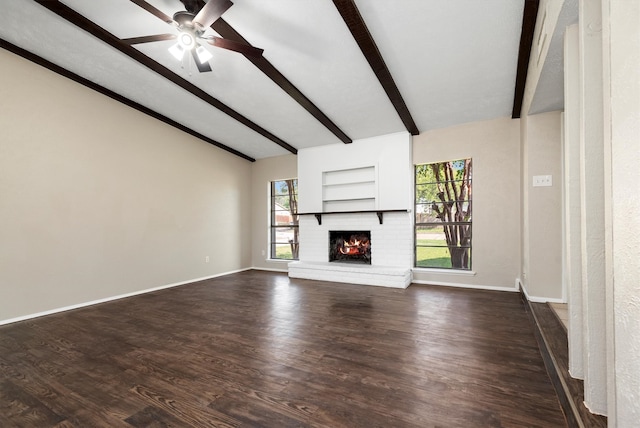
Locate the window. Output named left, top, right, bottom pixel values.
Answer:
left=415, top=159, right=472, bottom=269
left=270, top=179, right=299, bottom=260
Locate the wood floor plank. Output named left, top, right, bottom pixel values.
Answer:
left=0, top=379, right=65, bottom=427
left=0, top=270, right=567, bottom=427
left=529, top=302, right=607, bottom=427
left=124, top=405, right=186, bottom=428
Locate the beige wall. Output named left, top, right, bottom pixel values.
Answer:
left=519, top=0, right=565, bottom=296
left=517, top=0, right=565, bottom=302
left=413, top=117, right=521, bottom=290
left=0, top=50, right=252, bottom=323
left=250, top=154, right=297, bottom=271
left=520, top=111, right=563, bottom=301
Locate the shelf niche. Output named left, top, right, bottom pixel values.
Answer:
left=322, top=166, right=376, bottom=211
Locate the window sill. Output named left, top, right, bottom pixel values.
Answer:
left=267, top=258, right=297, bottom=263
left=412, top=268, right=476, bottom=276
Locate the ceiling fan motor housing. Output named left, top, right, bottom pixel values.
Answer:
left=174, top=11, right=205, bottom=33
left=173, top=11, right=202, bottom=49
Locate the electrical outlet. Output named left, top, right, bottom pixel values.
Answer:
left=205, top=256, right=209, bottom=263
left=532, top=175, right=552, bottom=187
left=261, top=250, right=265, bottom=256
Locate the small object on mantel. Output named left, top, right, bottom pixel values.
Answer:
left=295, top=209, right=410, bottom=225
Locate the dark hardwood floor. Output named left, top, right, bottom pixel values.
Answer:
left=526, top=301, right=607, bottom=428
left=0, top=270, right=567, bottom=427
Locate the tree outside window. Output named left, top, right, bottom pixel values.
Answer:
left=415, top=159, right=472, bottom=269
left=271, top=179, right=299, bottom=260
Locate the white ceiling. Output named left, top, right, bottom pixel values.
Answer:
left=1, top=0, right=540, bottom=161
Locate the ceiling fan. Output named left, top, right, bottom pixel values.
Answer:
left=125, top=0, right=264, bottom=73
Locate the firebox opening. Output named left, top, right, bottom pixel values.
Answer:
left=329, top=231, right=371, bottom=264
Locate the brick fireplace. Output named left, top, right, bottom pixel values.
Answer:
left=288, top=212, right=412, bottom=287
left=288, top=132, right=413, bottom=288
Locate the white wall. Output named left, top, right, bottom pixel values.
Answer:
left=603, top=0, right=640, bottom=423
left=297, top=132, right=412, bottom=213
left=564, top=24, right=584, bottom=379
left=412, top=117, right=521, bottom=290
left=578, top=0, right=607, bottom=414
left=0, top=49, right=252, bottom=323
left=535, top=1, right=640, bottom=422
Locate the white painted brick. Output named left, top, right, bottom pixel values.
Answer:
left=294, top=212, right=413, bottom=285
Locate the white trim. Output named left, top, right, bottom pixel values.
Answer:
left=411, top=279, right=517, bottom=293
left=0, top=268, right=251, bottom=326
left=266, top=258, right=294, bottom=264
left=412, top=268, right=476, bottom=276
left=518, top=277, right=567, bottom=303
left=251, top=266, right=289, bottom=273
left=524, top=294, right=567, bottom=304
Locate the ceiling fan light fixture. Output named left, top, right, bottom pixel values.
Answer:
left=168, top=43, right=186, bottom=60
left=178, top=32, right=195, bottom=49
left=196, top=45, right=213, bottom=63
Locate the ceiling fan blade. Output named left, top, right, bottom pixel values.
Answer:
left=205, top=36, right=263, bottom=58
left=129, top=0, right=174, bottom=24
left=193, top=0, right=233, bottom=30
left=122, top=34, right=177, bottom=45
left=191, top=49, right=213, bottom=72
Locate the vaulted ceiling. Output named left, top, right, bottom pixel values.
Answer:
left=0, top=0, right=542, bottom=162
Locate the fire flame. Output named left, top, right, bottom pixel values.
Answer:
left=338, top=237, right=369, bottom=255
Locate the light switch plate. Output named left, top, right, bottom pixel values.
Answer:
left=533, top=175, right=553, bottom=187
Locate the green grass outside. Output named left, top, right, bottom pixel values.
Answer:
left=416, top=239, right=452, bottom=268
left=274, top=246, right=294, bottom=260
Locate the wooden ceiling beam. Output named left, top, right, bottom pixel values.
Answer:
left=332, top=0, right=419, bottom=136
left=34, top=0, right=297, bottom=155
left=210, top=18, right=352, bottom=144
left=0, top=38, right=255, bottom=162
left=188, top=0, right=351, bottom=144
left=129, top=0, right=173, bottom=23
left=133, top=0, right=353, bottom=145
left=512, top=0, right=539, bottom=119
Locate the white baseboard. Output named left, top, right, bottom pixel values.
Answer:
left=517, top=277, right=566, bottom=303
left=0, top=268, right=251, bottom=326
left=411, top=279, right=518, bottom=293
left=250, top=266, right=289, bottom=273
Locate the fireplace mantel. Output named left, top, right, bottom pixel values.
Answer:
left=295, top=209, right=410, bottom=225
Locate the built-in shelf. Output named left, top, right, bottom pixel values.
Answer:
left=323, top=198, right=376, bottom=212
left=295, top=209, right=410, bottom=225
left=322, top=166, right=377, bottom=212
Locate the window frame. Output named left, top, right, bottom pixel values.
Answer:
left=414, top=159, right=473, bottom=270
left=269, top=178, right=299, bottom=261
